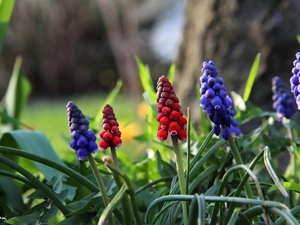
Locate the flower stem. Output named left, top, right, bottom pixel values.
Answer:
left=0, top=146, right=98, bottom=192
left=108, top=150, right=134, bottom=225
left=0, top=156, right=70, bottom=216
left=171, top=135, right=188, bottom=225
left=104, top=157, right=143, bottom=225
left=99, top=184, right=127, bottom=225
left=88, top=154, right=115, bottom=225
left=110, top=146, right=119, bottom=169
left=228, top=135, right=253, bottom=199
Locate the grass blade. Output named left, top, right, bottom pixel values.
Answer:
left=167, top=64, right=176, bottom=84
left=297, top=35, right=300, bottom=45
left=243, top=53, right=261, bottom=102
left=94, top=79, right=122, bottom=128
left=0, top=0, right=15, bottom=53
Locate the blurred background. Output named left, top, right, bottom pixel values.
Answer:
left=0, top=0, right=185, bottom=98
left=0, top=0, right=300, bottom=159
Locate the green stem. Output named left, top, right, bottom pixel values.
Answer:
left=146, top=195, right=291, bottom=224
left=88, top=154, right=115, bottom=225
left=135, top=176, right=173, bottom=195
left=228, top=135, right=253, bottom=199
left=0, top=156, right=70, bottom=216
left=0, top=169, right=35, bottom=188
left=171, top=135, right=188, bottom=225
left=287, top=126, right=297, bottom=186
left=110, top=146, right=119, bottom=169
left=99, top=184, right=127, bottom=225
left=105, top=160, right=143, bottom=225
left=0, top=146, right=98, bottom=192
left=110, top=162, right=134, bottom=225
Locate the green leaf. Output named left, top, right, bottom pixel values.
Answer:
left=243, top=53, right=261, bottom=102
left=66, top=192, right=102, bottom=217
left=0, top=0, right=15, bottom=53
left=1, top=57, right=31, bottom=131
left=46, top=173, right=64, bottom=194
left=94, top=79, right=122, bottom=129
left=0, top=130, right=65, bottom=180
left=0, top=177, right=27, bottom=214
left=268, top=182, right=300, bottom=194
left=135, top=56, right=156, bottom=103
left=5, top=209, right=43, bottom=225
left=167, top=64, right=176, bottom=84
left=231, top=91, right=246, bottom=111
left=57, top=215, right=92, bottom=225
left=297, top=35, right=300, bottom=45
left=156, top=151, right=176, bottom=178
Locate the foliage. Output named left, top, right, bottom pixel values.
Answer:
left=1, top=7, right=300, bottom=225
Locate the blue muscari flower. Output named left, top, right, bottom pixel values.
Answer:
left=290, top=52, right=300, bottom=109
left=66, top=101, right=98, bottom=160
left=199, top=61, right=241, bottom=140
left=273, top=76, right=296, bottom=122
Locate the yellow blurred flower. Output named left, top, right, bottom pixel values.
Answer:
left=118, top=120, right=143, bottom=143
left=137, top=101, right=148, bottom=119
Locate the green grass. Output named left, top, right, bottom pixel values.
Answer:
left=21, top=94, right=144, bottom=162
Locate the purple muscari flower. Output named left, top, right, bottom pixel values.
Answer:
left=290, top=52, right=300, bottom=109
left=199, top=61, right=241, bottom=140
left=66, top=101, right=98, bottom=160
left=273, top=76, right=297, bottom=122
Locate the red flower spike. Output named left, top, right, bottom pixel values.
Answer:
left=156, top=75, right=187, bottom=141
left=99, top=139, right=110, bottom=150
left=177, top=129, right=187, bottom=141
left=99, top=104, right=122, bottom=149
left=103, top=131, right=113, bottom=141
left=169, top=111, right=180, bottom=121
left=168, top=121, right=180, bottom=136
left=173, top=103, right=181, bottom=111
left=157, top=129, right=168, bottom=141
left=159, top=116, right=170, bottom=129
left=156, top=113, right=164, bottom=122
left=162, top=107, right=171, bottom=116
left=112, top=136, right=122, bottom=148
left=111, top=126, right=119, bottom=134
left=115, top=131, right=122, bottom=137
left=178, top=116, right=187, bottom=129
left=157, top=104, right=163, bottom=112
left=103, top=123, right=110, bottom=130
left=99, top=130, right=106, bottom=138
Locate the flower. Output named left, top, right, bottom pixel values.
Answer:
left=290, top=52, right=300, bottom=109
left=199, top=61, right=241, bottom=140
left=156, top=75, right=187, bottom=141
left=272, top=76, right=296, bottom=121
left=66, top=101, right=98, bottom=160
left=99, top=104, right=122, bottom=150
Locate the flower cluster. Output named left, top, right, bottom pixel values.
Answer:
left=66, top=101, right=98, bottom=160
left=290, top=52, right=300, bottom=109
left=199, top=61, right=240, bottom=140
left=156, top=75, right=187, bottom=141
left=228, top=100, right=242, bottom=136
left=99, top=104, right=122, bottom=150
left=272, top=76, right=296, bottom=122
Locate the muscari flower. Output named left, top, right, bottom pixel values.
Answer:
left=272, top=76, right=296, bottom=122
left=199, top=61, right=241, bottom=140
left=66, top=101, right=98, bottom=160
left=99, top=104, right=122, bottom=150
left=156, top=75, right=187, bottom=141
left=290, top=52, right=300, bottom=109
